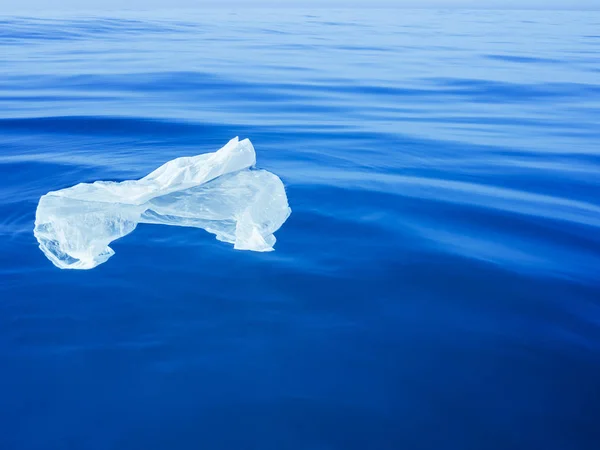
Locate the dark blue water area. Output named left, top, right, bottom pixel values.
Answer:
left=1, top=8, right=600, bottom=450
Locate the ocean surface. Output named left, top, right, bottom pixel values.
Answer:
left=1, top=8, right=599, bottom=450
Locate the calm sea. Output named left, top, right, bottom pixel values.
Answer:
left=1, top=8, right=599, bottom=450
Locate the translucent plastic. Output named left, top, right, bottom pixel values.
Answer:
left=34, top=137, right=291, bottom=269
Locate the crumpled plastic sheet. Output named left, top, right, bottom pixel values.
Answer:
left=34, top=137, right=291, bottom=269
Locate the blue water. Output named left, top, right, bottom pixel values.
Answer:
left=1, top=8, right=600, bottom=449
